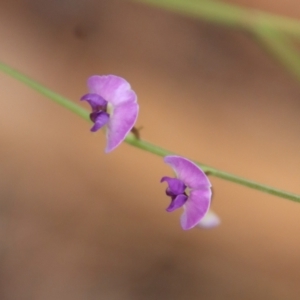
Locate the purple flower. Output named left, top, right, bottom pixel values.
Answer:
left=81, top=75, right=139, bottom=152
left=161, top=155, right=212, bottom=230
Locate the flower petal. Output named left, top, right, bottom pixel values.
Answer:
left=196, top=210, right=220, bottom=229
left=80, top=93, right=107, bottom=111
left=90, top=112, right=110, bottom=132
left=166, top=194, right=188, bottom=212
left=87, top=75, right=137, bottom=106
left=180, top=188, right=211, bottom=230
left=105, top=101, right=139, bottom=152
left=164, top=156, right=211, bottom=189
left=160, top=177, right=186, bottom=195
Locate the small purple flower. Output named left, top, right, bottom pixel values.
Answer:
left=161, top=155, right=212, bottom=230
left=81, top=75, right=139, bottom=152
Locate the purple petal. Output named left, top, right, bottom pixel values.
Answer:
left=161, top=177, right=186, bottom=195
left=80, top=93, right=107, bottom=111
left=105, top=101, right=139, bottom=152
left=87, top=75, right=137, bottom=106
left=90, top=112, right=110, bottom=132
left=164, top=156, right=211, bottom=189
left=166, top=194, right=188, bottom=212
left=196, top=210, right=220, bottom=229
left=180, top=189, right=211, bottom=230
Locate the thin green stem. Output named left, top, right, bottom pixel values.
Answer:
left=0, top=63, right=90, bottom=122
left=253, top=26, right=300, bottom=81
left=132, top=0, right=300, bottom=83
left=125, top=134, right=300, bottom=203
left=131, top=0, right=300, bottom=38
left=0, top=61, right=299, bottom=203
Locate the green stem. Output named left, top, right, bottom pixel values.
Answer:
left=133, top=0, right=300, bottom=83
left=125, top=135, right=300, bottom=203
left=253, top=26, right=300, bottom=81
left=0, top=63, right=90, bottom=122
left=0, top=61, right=299, bottom=203
left=131, top=0, right=300, bottom=38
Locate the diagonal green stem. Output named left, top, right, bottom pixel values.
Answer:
left=0, top=63, right=90, bottom=122
left=253, top=26, right=300, bottom=82
left=125, top=135, right=300, bottom=202
left=0, top=61, right=299, bottom=203
left=131, top=0, right=300, bottom=38
left=134, top=0, right=300, bottom=83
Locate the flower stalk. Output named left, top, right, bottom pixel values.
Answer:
left=0, top=61, right=299, bottom=204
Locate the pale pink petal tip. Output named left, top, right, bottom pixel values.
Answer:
left=196, top=210, right=221, bottom=229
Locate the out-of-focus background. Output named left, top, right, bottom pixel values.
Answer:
left=0, top=0, right=300, bottom=299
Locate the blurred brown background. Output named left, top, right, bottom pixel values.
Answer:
left=0, top=0, right=300, bottom=299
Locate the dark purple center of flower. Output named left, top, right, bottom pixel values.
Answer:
left=160, top=176, right=188, bottom=212
left=80, top=93, right=110, bottom=132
